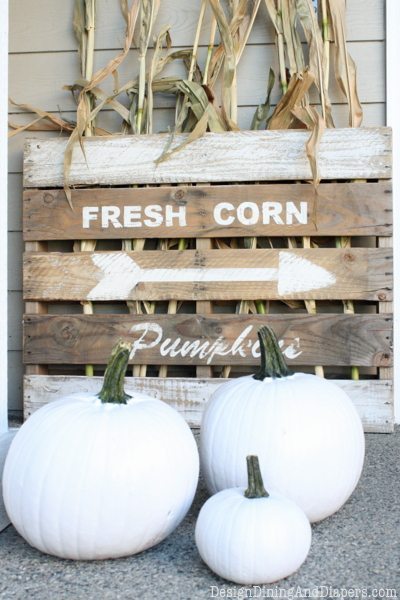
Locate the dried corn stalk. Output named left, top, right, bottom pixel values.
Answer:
left=73, top=0, right=98, bottom=377
left=64, top=0, right=140, bottom=202
left=326, top=0, right=362, bottom=127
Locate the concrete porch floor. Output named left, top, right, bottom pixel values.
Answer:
left=0, top=429, right=399, bottom=600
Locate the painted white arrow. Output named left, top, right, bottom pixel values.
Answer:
left=87, top=251, right=336, bottom=300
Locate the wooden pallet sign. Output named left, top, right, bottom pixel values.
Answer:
left=23, top=128, right=394, bottom=432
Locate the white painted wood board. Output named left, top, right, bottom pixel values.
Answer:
left=24, top=376, right=393, bottom=433
left=8, top=104, right=386, bottom=174
left=24, top=128, right=392, bottom=188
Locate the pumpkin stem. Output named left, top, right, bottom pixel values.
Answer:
left=253, top=325, right=293, bottom=380
left=244, top=455, right=269, bottom=499
left=98, top=340, right=132, bottom=404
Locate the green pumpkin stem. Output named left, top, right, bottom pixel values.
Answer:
left=98, top=340, right=132, bottom=404
left=253, top=325, right=293, bottom=381
left=244, top=455, right=269, bottom=499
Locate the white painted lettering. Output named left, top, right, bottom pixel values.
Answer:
left=82, top=206, right=99, bottom=229
left=101, top=206, right=122, bottom=229
left=207, top=337, right=231, bottom=364
left=160, top=337, right=183, bottom=358
left=83, top=199, right=309, bottom=230
left=127, top=322, right=303, bottom=364
left=286, top=201, right=308, bottom=225
left=237, top=202, right=260, bottom=226
left=283, top=336, right=302, bottom=359
left=129, top=323, right=163, bottom=357
left=262, top=202, right=284, bottom=225
left=144, top=204, right=163, bottom=227
left=165, top=205, right=187, bottom=227
left=123, top=206, right=142, bottom=227
left=230, top=325, right=253, bottom=357
left=214, top=202, right=235, bottom=226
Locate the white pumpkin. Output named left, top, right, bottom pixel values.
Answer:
left=3, top=341, right=199, bottom=560
left=196, top=455, right=311, bottom=584
left=200, top=326, right=365, bottom=523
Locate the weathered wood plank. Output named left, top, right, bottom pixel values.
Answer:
left=9, top=104, right=387, bottom=175
left=24, top=241, right=48, bottom=376
left=23, top=182, right=393, bottom=241
left=23, top=129, right=392, bottom=188
left=23, top=313, right=392, bottom=368
left=196, top=237, right=213, bottom=378
left=378, top=237, right=393, bottom=382
left=23, top=248, right=392, bottom=302
left=23, top=375, right=394, bottom=433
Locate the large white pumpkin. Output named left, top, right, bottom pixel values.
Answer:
left=200, top=326, right=365, bottom=523
left=3, top=342, right=199, bottom=560
left=196, top=456, right=311, bottom=584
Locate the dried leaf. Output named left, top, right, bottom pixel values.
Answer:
left=148, top=25, right=172, bottom=133
left=214, top=239, right=232, bottom=250
left=281, top=0, right=305, bottom=76
left=268, top=69, right=314, bottom=130
left=64, top=0, right=140, bottom=205
left=174, top=80, right=225, bottom=132
left=208, top=0, right=259, bottom=88
left=326, top=0, right=363, bottom=127
left=73, top=0, right=86, bottom=75
left=156, top=106, right=210, bottom=163
left=88, top=1, right=140, bottom=92
left=251, top=68, right=275, bottom=129
left=231, top=0, right=261, bottom=63
left=120, top=0, right=129, bottom=24
left=8, top=99, right=76, bottom=134
left=8, top=116, right=43, bottom=137
left=263, top=0, right=280, bottom=33
left=90, top=86, right=131, bottom=122
left=208, top=0, right=236, bottom=121
left=292, top=103, right=325, bottom=185
left=295, top=0, right=333, bottom=126
left=136, top=0, right=161, bottom=132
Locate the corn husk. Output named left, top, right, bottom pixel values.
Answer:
left=326, top=0, right=363, bottom=127
left=64, top=0, right=140, bottom=204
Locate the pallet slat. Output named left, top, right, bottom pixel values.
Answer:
left=23, top=375, right=394, bottom=433
left=23, top=128, right=392, bottom=187
left=23, top=247, right=392, bottom=302
left=23, top=182, right=393, bottom=240
left=23, top=313, right=392, bottom=368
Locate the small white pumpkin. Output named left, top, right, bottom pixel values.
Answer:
left=3, top=341, right=199, bottom=560
left=200, top=326, right=365, bottom=523
left=196, top=455, right=311, bottom=584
